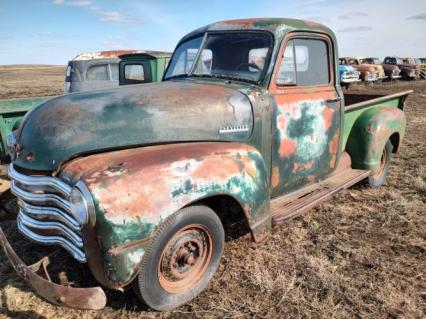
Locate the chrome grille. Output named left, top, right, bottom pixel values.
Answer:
left=9, top=164, right=86, bottom=262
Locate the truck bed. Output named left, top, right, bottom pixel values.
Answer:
left=342, top=90, right=412, bottom=150
left=344, top=90, right=412, bottom=111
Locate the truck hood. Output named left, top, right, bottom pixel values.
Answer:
left=14, top=81, right=254, bottom=171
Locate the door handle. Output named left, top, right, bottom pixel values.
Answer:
left=326, top=97, right=342, bottom=103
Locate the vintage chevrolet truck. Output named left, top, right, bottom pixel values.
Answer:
left=1, top=18, right=409, bottom=311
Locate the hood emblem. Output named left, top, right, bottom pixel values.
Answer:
left=219, top=125, right=250, bottom=134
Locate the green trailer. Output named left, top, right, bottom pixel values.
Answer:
left=0, top=96, right=54, bottom=160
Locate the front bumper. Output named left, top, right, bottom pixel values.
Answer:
left=0, top=225, right=106, bottom=310
left=341, top=78, right=361, bottom=84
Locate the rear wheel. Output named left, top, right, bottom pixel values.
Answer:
left=364, top=140, right=392, bottom=188
left=136, top=206, right=224, bottom=311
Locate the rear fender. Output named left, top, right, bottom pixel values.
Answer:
left=61, top=142, right=270, bottom=287
left=346, top=106, right=406, bottom=172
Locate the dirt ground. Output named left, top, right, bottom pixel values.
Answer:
left=0, top=66, right=424, bottom=319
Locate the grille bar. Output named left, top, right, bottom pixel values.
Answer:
left=9, top=164, right=87, bottom=263
left=8, top=164, right=72, bottom=197
left=17, top=216, right=86, bottom=262
left=18, top=200, right=80, bottom=231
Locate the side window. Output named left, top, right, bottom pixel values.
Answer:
left=277, top=38, right=330, bottom=86
left=86, top=64, right=109, bottom=81
left=277, top=40, right=296, bottom=85
left=124, top=64, right=145, bottom=81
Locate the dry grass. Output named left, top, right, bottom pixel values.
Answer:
left=0, top=67, right=425, bottom=319
left=0, top=65, right=65, bottom=99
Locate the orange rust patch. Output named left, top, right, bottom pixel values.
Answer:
left=328, top=131, right=340, bottom=168
left=279, top=139, right=297, bottom=158
left=323, top=106, right=334, bottom=130
left=192, top=157, right=241, bottom=180
left=271, top=167, right=280, bottom=188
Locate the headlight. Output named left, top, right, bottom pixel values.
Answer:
left=70, top=181, right=95, bottom=226
left=6, top=130, right=17, bottom=158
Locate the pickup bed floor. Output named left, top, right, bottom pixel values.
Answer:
left=272, top=168, right=370, bottom=223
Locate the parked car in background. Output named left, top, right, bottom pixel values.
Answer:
left=362, top=57, right=401, bottom=80
left=383, top=57, right=419, bottom=80
left=353, top=57, right=387, bottom=81
left=414, top=58, right=426, bottom=79
left=64, top=50, right=139, bottom=94
left=340, top=57, right=378, bottom=82
left=338, top=60, right=360, bottom=87
left=118, top=51, right=171, bottom=85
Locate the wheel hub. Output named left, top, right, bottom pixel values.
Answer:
left=158, top=225, right=213, bottom=294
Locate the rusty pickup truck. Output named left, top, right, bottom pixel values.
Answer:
left=1, top=18, right=409, bottom=311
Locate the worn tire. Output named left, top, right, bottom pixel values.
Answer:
left=136, top=205, right=225, bottom=311
left=364, top=140, right=392, bottom=188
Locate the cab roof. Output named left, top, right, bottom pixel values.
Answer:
left=119, top=50, right=172, bottom=59
left=179, top=17, right=334, bottom=44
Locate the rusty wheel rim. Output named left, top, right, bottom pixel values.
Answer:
left=372, top=148, right=387, bottom=179
left=158, top=224, right=213, bottom=294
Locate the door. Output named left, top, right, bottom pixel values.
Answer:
left=269, top=33, right=342, bottom=197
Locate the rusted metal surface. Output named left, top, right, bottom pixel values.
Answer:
left=14, top=82, right=254, bottom=172
left=0, top=226, right=107, bottom=310
left=158, top=224, right=213, bottom=294
left=73, top=50, right=139, bottom=61
left=345, top=105, right=406, bottom=172
left=269, top=32, right=342, bottom=196
left=272, top=166, right=371, bottom=223
left=61, top=142, right=269, bottom=286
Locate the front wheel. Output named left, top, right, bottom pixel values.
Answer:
left=364, top=140, right=392, bottom=188
left=136, top=205, right=225, bottom=311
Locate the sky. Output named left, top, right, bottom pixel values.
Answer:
left=0, top=0, right=425, bottom=65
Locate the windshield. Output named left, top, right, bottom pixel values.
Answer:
left=164, top=32, right=272, bottom=83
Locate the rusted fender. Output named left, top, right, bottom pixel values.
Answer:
left=345, top=106, right=406, bottom=173
left=61, top=142, right=270, bottom=287
left=0, top=226, right=107, bottom=310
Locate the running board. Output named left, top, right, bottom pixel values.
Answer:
left=272, top=168, right=371, bottom=224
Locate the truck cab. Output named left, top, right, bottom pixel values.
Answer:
left=118, top=51, right=171, bottom=85
left=64, top=50, right=139, bottom=94
left=2, top=18, right=408, bottom=312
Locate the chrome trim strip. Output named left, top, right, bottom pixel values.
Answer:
left=17, top=217, right=86, bottom=263
left=18, top=212, right=83, bottom=248
left=18, top=200, right=81, bottom=231
left=11, top=181, right=72, bottom=213
left=8, top=164, right=72, bottom=197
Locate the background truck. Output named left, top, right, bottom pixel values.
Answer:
left=362, top=57, right=401, bottom=80
left=2, top=18, right=408, bottom=312
left=383, top=56, right=419, bottom=80
left=0, top=50, right=171, bottom=161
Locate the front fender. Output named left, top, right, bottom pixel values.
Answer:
left=346, top=106, right=406, bottom=172
left=61, top=142, right=270, bottom=287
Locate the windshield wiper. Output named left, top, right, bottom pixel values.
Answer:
left=163, top=74, right=189, bottom=81
left=190, top=73, right=258, bottom=84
